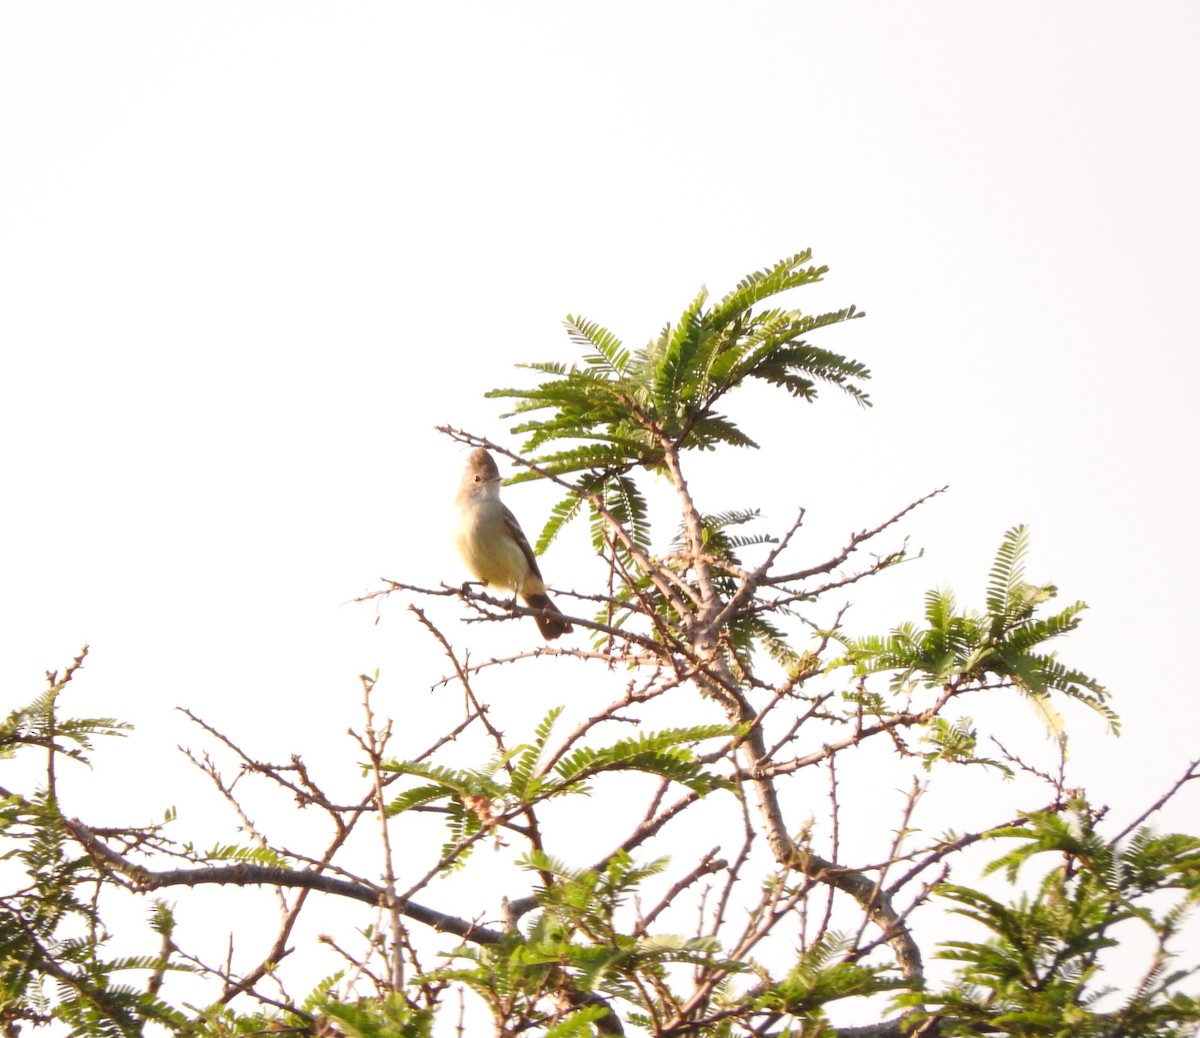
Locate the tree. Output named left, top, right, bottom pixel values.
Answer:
left=4, top=251, right=1199, bottom=1037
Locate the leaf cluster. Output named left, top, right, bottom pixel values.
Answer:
left=0, top=654, right=186, bottom=1038
left=489, top=253, right=867, bottom=575
left=383, top=714, right=733, bottom=868
left=838, top=525, right=1117, bottom=734
left=900, top=804, right=1200, bottom=1035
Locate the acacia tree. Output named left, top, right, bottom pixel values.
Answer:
left=4, top=251, right=1200, bottom=1037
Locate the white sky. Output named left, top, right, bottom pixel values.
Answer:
left=2, top=0, right=1199, bottom=1024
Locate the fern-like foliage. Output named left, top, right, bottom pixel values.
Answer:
left=1, top=691, right=130, bottom=763
left=755, top=931, right=903, bottom=1023
left=597, top=505, right=798, bottom=670
left=837, top=526, right=1116, bottom=734
left=552, top=724, right=735, bottom=796
left=383, top=719, right=733, bottom=871
left=920, top=717, right=1012, bottom=774
left=202, top=843, right=291, bottom=866
left=428, top=848, right=740, bottom=1033
left=315, top=996, right=434, bottom=1038
left=491, top=252, right=867, bottom=561
left=899, top=803, right=1200, bottom=1035
left=1, top=653, right=190, bottom=1037
left=672, top=508, right=811, bottom=673
left=509, top=705, right=565, bottom=802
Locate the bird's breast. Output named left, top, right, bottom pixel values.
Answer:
left=454, top=501, right=528, bottom=592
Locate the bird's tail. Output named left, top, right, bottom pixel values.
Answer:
left=523, top=592, right=573, bottom=640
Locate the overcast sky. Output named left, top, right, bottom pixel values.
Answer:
left=2, top=0, right=1199, bottom=1012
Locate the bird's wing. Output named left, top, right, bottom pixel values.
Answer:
left=502, top=503, right=545, bottom=581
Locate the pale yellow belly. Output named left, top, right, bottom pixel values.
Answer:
left=453, top=514, right=529, bottom=593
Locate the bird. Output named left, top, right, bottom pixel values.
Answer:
left=453, top=447, right=573, bottom=640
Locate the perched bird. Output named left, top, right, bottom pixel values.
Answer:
left=453, top=447, right=573, bottom=640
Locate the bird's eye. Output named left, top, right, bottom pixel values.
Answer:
left=474, top=475, right=482, bottom=483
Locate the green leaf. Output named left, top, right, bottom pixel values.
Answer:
left=564, top=315, right=630, bottom=375
left=554, top=725, right=733, bottom=795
